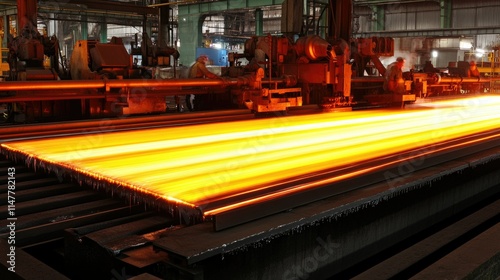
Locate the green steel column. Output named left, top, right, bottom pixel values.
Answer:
left=100, top=17, right=107, bottom=43
left=255, top=8, right=263, bottom=36
left=178, top=0, right=283, bottom=64
left=440, top=0, right=452, bottom=29
left=178, top=6, right=202, bottom=67
left=372, top=5, right=385, bottom=32
left=81, top=14, right=88, bottom=40
left=318, top=1, right=327, bottom=38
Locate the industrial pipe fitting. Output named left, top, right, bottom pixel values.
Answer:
left=295, top=35, right=335, bottom=61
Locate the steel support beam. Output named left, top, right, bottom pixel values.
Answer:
left=371, top=5, right=385, bottom=32
left=100, top=16, right=107, bottom=43
left=81, top=14, right=88, bottom=40
left=440, top=0, right=452, bottom=29
left=255, top=8, right=263, bottom=36
left=353, top=26, right=500, bottom=38
left=177, top=0, right=282, bottom=65
left=17, top=0, right=37, bottom=33
left=66, top=0, right=158, bottom=16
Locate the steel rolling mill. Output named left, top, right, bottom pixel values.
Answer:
left=1, top=0, right=499, bottom=279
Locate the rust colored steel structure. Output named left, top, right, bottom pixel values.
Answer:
left=17, top=0, right=38, bottom=33
left=0, top=78, right=242, bottom=91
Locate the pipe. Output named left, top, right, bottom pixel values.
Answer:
left=0, top=79, right=227, bottom=91
left=438, top=76, right=495, bottom=84
left=351, top=77, right=385, bottom=83
left=295, top=35, right=335, bottom=61
left=0, top=93, right=104, bottom=103
left=370, top=55, right=387, bottom=77
left=0, top=80, right=106, bottom=91
left=106, top=78, right=233, bottom=88
left=148, top=0, right=198, bottom=7
left=0, top=75, right=294, bottom=92
left=354, top=0, right=436, bottom=6
left=351, top=75, right=500, bottom=85
left=5, top=73, right=492, bottom=98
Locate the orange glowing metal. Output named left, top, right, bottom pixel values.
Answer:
left=2, top=96, right=500, bottom=214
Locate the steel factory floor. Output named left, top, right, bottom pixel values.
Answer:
left=3, top=96, right=500, bottom=228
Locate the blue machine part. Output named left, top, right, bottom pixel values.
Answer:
left=196, top=47, right=228, bottom=66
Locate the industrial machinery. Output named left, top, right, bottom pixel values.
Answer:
left=7, top=0, right=62, bottom=82
left=2, top=0, right=500, bottom=124
left=226, top=0, right=356, bottom=112
left=0, top=2, right=436, bottom=124
left=1, top=1, right=500, bottom=279
left=130, top=32, right=180, bottom=68
left=0, top=0, right=303, bottom=122
left=236, top=34, right=348, bottom=112
left=68, top=36, right=175, bottom=116
left=227, top=1, right=415, bottom=112
left=2, top=0, right=66, bottom=122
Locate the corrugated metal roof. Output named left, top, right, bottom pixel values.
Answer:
left=354, top=0, right=500, bottom=36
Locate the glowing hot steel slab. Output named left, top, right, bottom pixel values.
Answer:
left=2, top=96, right=500, bottom=225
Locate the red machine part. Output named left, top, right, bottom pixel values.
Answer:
left=17, top=0, right=38, bottom=34
left=295, top=35, right=335, bottom=61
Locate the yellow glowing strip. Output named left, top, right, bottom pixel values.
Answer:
left=204, top=132, right=500, bottom=215
left=2, top=96, right=500, bottom=212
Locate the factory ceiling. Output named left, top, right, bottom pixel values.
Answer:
left=0, top=0, right=158, bottom=16
left=0, top=0, right=260, bottom=28
left=0, top=0, right=223, bottom=15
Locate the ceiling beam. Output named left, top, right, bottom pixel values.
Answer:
left=66, top=0, right=158, bottom=15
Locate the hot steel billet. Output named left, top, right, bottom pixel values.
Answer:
left=0, top=75, right=296, bottom=92
left=0, top=78, right=227, bottom=91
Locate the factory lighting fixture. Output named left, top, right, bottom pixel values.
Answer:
left=476, top=48, right=485, bottom=58
left=459, top=40, right=473, bottom=50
